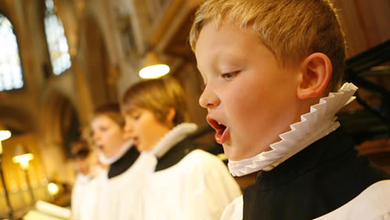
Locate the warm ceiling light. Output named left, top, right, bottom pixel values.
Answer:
left=139, top=52, right=170, bottom=79
left=0, top=130, right=11, bottom=155
left=0, top=130, right=11, bottom=141
left=12, top=144, right=34, bottom=170
left=48, top=182, right=60, bottom=195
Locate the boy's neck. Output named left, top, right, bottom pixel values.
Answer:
left=298, top=96, right=322, bottom=116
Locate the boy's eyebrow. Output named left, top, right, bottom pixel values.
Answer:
left=122, top=107, right=135, bottom=115
left=126, top=109, right=135, bottom=114
left=127, top=108, right=141, bottom=115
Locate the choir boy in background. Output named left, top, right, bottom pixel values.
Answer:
left=79, top=103, right=142, bottom=220
left=121, top=76, right=242, bottom=220
left=70, top=139, right=94, bottom=220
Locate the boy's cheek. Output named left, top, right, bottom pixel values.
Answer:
left=122, top=130, right=132, bottom=140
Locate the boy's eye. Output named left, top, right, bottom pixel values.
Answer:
left=131, top=113, right=141, bottom=120
left=128, top=109, right=142, bottom=121
left=221, top=71, right=238, bottom=79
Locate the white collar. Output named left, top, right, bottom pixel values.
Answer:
left=76, top=173, right=93, bottom=183
left=98, top=139, right=134, bottom=165
left=228, top=83, right=358, bottom=177
left=148, top=123, right=198, bottom=158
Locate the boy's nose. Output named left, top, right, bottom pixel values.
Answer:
left=199, top=85, right=220, bottom=109
left=92, top=132, right=99, bottom=142
left=124, top=121, right=133, bottom=133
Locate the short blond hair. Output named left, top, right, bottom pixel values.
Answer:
left=121, top=76, right=189, bottom=126
left=93, top=103, right=125, bottom=128
left=189, top=0, right=346, bottom=91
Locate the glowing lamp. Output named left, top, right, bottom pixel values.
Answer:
left=0, top=130, right=11, bottom=155
left=13, top=144, right=34, bottom=170
left=139, top=52, right=170, bottom=79
left=0, top=130, right=11, bottom=141
left=13, top=153, right=34, bottom=170
left=13, top=144, right=35, bottom=203
left=47, top=182, right=60, bottom=196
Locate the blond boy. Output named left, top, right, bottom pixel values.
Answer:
left=190, top=0, right=390, bottom=219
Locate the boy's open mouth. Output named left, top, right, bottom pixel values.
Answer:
left=207, top=117, right=229, bottom=144
left=97, top=145, right=104, bottom=152
left=132, top=137, right=139, bottom=146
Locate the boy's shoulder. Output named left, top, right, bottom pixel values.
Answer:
left=314, top=180, right=390, bottom=220
left=155, top=137, right=198, bottom=171
left=183, top=148, right=224, bottom=164
left=179, top=149, right=229, bottom=175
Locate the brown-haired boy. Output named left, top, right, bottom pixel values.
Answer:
left=189, top=0, right=390, bottom=219
left=121, top=76, right=241, bottom=220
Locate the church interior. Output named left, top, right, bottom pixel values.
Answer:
left=0, top=0, right=389, bottom=218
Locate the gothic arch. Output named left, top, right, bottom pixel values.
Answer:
left=79, top=13, right=118, bottom=108
left=40, top=89, right=80, bottom=157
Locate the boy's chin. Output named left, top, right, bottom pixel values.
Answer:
left=222, top=145, right=242, bottom=161
left=223, top=144, right=262, bottom=161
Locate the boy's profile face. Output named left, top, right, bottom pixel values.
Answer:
left=124, top=107, right=172, bottom=152
left=91, top=115, right=129, bottom=157
left=195, top=21, right=302, bottom=161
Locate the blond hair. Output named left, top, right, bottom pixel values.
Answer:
left=93, top=103, right=125, bottom=128
left=189, top=0, right=346, bottom=91
left=121, top=76, right=189, bottom=126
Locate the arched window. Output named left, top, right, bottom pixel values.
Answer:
left=0, top=13, right=24, bottom=91
left=44, top=0, right=72, bottom=76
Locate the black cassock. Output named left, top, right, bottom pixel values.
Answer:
left=243, top=127, right=390, bottom=220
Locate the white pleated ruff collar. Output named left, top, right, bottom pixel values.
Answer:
left=148, top=123, right=198, bottom=158
left=228, top=83, right=358, bottom=177
left=98, top=139, right=134, bottom=165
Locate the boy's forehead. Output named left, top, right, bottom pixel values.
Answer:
left=195, top=21, right=259, bottom=58
left=125, top=105, right=150, bottom=115
left=195, top=22, right=219, bottom=70
left=196, top=21, right=228, bottom=50
left=197, top=19, right=255, bottom=45
left=125, top=106, right=139, bottom=114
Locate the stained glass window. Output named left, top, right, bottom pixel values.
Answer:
left=0, top=14, right=24, bottom=91
left=44, top=0, right=72, bottom=76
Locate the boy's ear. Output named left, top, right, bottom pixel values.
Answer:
left=165, top=107, right=176, bottom=126
left=297, top=53, right=332, bottom=100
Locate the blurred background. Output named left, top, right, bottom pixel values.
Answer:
left=0, top=0, right=389, bottom=218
